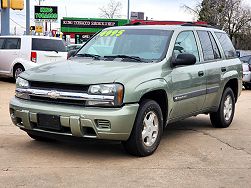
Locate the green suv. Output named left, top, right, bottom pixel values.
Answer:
left=10, top=25, right=242, bottom=156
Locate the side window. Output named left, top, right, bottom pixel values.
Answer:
left=215, top=32, right=236, bottom=59
left=173, top=31, right=200, bottom=62
left=197, top=31, right=214, bottom=61
left=208, top=32, right=221, bottom=59
left=0, top=38, right=5, bottom=49
left=4, top=38, right=20, bottom=49
left=197, top=31, right=221, bottom=61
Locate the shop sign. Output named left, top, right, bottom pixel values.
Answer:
left=61, top=19, right=118, bottom=28
left=35, top=6, right=58, bottom=21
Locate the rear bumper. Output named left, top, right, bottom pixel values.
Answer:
left=242, top=71, right=251, bottom=83
left=9, top=97, right=139, bottom=141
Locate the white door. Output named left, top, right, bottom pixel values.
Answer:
left=0, top=38, right=6, bottom=72
left=0, top=38, right=21, bottom=73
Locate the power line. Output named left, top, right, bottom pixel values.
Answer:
left=10, top=18, right=26, bottom=29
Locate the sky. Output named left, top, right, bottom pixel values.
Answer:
left=1, top=0, right=251, bottom=35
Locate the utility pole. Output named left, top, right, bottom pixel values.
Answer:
left=1, top=0, right=10, bottom=35
left=25, top=0, right=30, bottom=35
left=127, top=0, right=130, bottom=21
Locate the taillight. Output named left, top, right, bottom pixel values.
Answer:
left=31, top=51, right=37, bottom=63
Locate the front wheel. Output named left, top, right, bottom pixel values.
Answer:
left=13, top=65, right=25, bottom=80
left=210, top=87, right=235, bottom=128
left=122, top=100, right=163, bottom=157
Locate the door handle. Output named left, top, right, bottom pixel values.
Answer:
left=221, top=67, right=227, bottom=72
left=198, top=71, right=204, bottom=77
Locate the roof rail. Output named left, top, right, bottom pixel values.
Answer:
left=124, top=22, right=142, bottom=26
left=181, top=22, right=217, bottom=29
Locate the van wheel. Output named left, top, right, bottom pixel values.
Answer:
left=13, top=65, right=25, bottom=80
left=122, top=100, right=163, bottom=157
left=210, top=88, right=235, bottom=128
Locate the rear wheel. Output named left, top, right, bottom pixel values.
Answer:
left=210, top=88, right=235, bottom=128
left=13, top=65, right=25, bottom=80
left=122, top=100, right=163, bottom=157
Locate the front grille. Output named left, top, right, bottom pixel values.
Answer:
left=30, top=81, right=89, bottom=93
left=30, top=96, right=86, bottom=106
left=28, top=81, right=90, bottom=105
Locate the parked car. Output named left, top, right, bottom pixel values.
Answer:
left=0, top=36, right=67, bottom=80
left=240, top=55, right=251, bottom=89
left=10, top=25, right=242, bottom=156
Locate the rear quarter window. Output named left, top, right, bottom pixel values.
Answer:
left=215, top=32, right=236, bottom=59
left=32, top=39, right=66, bottom=52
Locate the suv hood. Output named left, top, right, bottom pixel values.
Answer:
left=21, top=58, right=157, bottom=85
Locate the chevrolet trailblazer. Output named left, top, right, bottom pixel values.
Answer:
left=10, top=24, right=242, bottom=156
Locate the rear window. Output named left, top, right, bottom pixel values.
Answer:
left=32, top=38, right=66, bottom=52
left=240, top=56, right=251, bottom=64
left=215, top=32, right=236, bottom=59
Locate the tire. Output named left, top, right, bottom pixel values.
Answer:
left=13, top=65, right=25, bottom=80
left=122, top=100, right=163, bottom=157
left=27, top=132, right=54, bottom=142
left=210, top=87, right=235, bottom=128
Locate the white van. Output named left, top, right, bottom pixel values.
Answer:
left=0, top=36, right=67, bottom=80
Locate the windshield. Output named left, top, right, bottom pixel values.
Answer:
left=77, top=29, right=172, bottom=62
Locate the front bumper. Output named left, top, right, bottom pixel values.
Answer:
left=9, top=97, right=139, bottom=141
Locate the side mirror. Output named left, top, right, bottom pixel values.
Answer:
left=67, top=50, right=77, bottom=59
left=172, top=53, right=196, bottom=67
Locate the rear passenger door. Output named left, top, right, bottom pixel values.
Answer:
left=170, top=30, right=206, bottom=119
left=196, top=31, right=232, bottom=110
left=0, top=38, right=21, bottom=72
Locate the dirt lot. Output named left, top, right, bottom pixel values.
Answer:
left=0, top=78, right=251, bottom=187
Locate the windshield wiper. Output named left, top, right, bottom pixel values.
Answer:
left=104, top=55, right=148, bottom=62
left=76, top=53, right=101, bottom=60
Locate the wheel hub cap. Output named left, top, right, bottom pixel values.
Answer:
left=224, top=95, right=233, bottom=121
left=15, top=68, right=23, bottom=79
left=142, top=111, right=159, bottom=147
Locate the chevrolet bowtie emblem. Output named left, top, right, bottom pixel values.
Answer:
left=47, top=90, right=60, bottom=99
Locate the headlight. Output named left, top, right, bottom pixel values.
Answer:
left=15, top=77, right=30, bottom=99
left=16, top=77, right=29, bottom=88
left=87, top=83, right=124, bottom=107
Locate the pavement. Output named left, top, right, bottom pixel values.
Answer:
left=0, top=77, right=251, bottom=188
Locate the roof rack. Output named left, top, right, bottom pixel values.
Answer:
left=124, top=22, right=142, bottom=26
left=181, top=22, right=217, bottom=29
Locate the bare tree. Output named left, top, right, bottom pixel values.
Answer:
left=183, top=0, right=251, bottom=48
left=99, top=0, right=123, bottom=19
left=224, top=0, right=251, bottom=41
